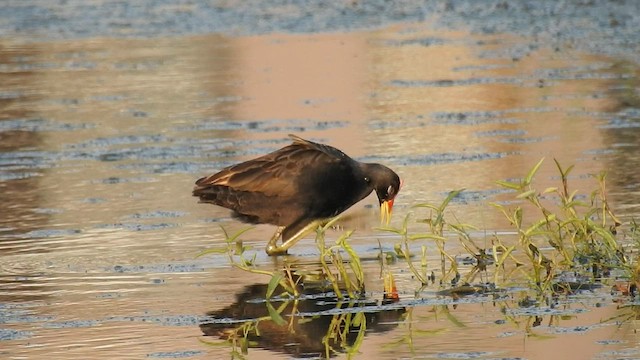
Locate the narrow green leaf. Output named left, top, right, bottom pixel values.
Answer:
left=342, top=240, right=364, bottom=286
left=516, top=189, right=537, bottom=199
left=266, top=273, right=283, bottom=299
left=449, top=223, right=479, bottom=232
left=409, top=233, right=446, bottom=241
left=198, top=337, right=232, bottom=347
left=412, top=203, right=440, bottom=211
left=514, top=207, right=523, bottom=228
left=401, top=212, right=411, bottom=233
left=439, top=189, right=465, bottom=210
left=195, top=246, right=228, bottom=258
left=335, top=230, right=355, bottom=246
left=240, top=338, right=249, bottom=355
left=553, top=158, right=573, bottom=177
left=524, top=158, right=545, bottom=186
left=323, top=214, right=344, bottom=230
left=219, top=225, right=230, bottom=242
left=524, top=214, right=556, bottom=236
left=489, top=202, right=514, bottom=224
left=491, top=242, right=500, bottom=264
left=442, top=308, right=466, bottom=328
left=564, top=164, right=575, bottom=177
left=591, top=224, right=618, bottom=249
left=348, top=313, right=367, bottom=352
left=496, top=245, right=516, bottom=267
left=496, top=180, right=521, bottom=190
left=565, top=200, right=589, bottom=208
left=528, top=332, right=555, bottom=340
left=488, top=202, right=504, bottom=209
left=225, top=226, right=254, bottom=243
left=266, top=301, right=287, bottom=326
left=376, top=226, right=404, bottom=235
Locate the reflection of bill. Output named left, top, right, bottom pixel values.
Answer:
left=200, top=283, right=405, bottom=358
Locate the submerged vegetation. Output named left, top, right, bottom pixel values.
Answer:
left=384, top=158, right=629, bottom=296
left=199, top=159, right=640, bottom=358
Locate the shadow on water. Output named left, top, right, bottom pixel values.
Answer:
left=200, top=282, right=405, bottom=358
left=195, top=253, right=640, bottom=359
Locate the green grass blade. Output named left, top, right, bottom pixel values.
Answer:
left=412, top=203, right=440, bottom=211
left=496, top=180, right=522, bottom=190
left=524, top=158, right=545, bottom=186
left=439, top=189, right=464, bottom=211
left=266, top=273, right=283, bottom=299
left=408, top=233, right=446, bottom=241
left=266, top=301, right=286, bottom=326
left=226, top=226, right=255, bottom=243
left=195, top=246, right=228, bottom=258
left=516, top=189, right=537, bottom=199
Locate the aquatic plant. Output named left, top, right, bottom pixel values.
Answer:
left=197, top=274, right=404, bottom=359
left=315, top=215, right=365, bottom=299
left=379, top=189, right=468, bottom=286
left=322, top=310, right=367, bottom=359
left=201, top=158, right=636, bottom=301
left=376, top=158, right=629, bottom=300
left=196, top=225, right=300, bottom=297
left=199, top=294, right=293, bottom=359
left=489, top=159, right=624, bottom=293
left=199, top=158, right=640, bottom=357
left=198, top=215, right=368, bottom=300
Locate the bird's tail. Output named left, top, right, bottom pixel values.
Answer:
left=193, top=184, right=266, bottom=225
left=192, top=183, right=236, bottom=205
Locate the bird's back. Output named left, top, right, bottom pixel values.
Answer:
left=193, top=135, right=359, bottom=226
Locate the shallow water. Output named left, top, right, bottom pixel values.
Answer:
left=1, top=1, right=640, bottom=359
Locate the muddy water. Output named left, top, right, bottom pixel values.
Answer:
left=2, top=2, right=640, bottom=360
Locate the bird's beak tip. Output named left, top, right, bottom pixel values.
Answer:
left=380, top=199, right=394, bottom=225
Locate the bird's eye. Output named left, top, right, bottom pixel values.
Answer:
left=364, top=177, right=370, bottom=183
left=387, top=185, right=394, bottom=196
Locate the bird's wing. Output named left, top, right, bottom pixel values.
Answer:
left=288, top=134, right=348, bottom=159
left=194, top=135, right=345, bottom=197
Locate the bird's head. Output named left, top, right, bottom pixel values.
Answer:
left=366, top=164, right=401, bottom=225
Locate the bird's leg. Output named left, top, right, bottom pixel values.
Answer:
left=265, top=220, right=322, bottom=256
left=266, top=226, right=285, bottom=255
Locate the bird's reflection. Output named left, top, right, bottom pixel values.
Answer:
left=200, top=282, right=406, bottom=358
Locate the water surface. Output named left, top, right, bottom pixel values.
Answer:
left=1, top=1, right=640, bottom=359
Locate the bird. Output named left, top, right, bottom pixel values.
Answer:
left=193, top=134, right=401, bottom=255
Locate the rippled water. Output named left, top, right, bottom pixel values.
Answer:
left=1, top=1, right=640, bottom=359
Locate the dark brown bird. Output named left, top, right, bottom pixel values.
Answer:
left=193, top=134, right=401, bottom=255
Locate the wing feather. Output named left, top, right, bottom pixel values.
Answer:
left=194, top=135, right=344, bottom=198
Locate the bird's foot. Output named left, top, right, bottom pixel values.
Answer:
left=265, top=226, right=286, bottom=256
left=265, top=244, right=289, bottom=256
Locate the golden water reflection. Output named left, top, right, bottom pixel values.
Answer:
left=0, top=22, right=639, bottom=360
